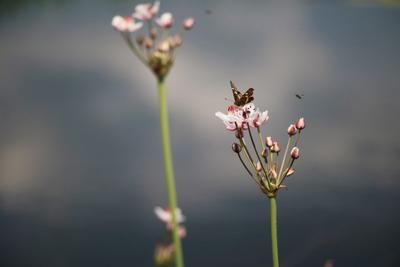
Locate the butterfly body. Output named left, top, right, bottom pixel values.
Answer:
left=230, top=81, right=254, bottom=107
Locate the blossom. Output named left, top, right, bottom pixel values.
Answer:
left=133, top=1, right=160, bottom=20
left=183, top=17, right=195, bottom=30
left=247, top=108, right=269, bottom=128
left=154, top=206, right=187, bottom=238
left=154, top=206, right=185, bottom=224
left=156, top=12, right=174, bottom=28
left=215, top=105, right=248, bottom=131
left=111, top=16, right=143, bottom=32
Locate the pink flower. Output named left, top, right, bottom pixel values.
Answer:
left=287, top=124, right=297, bottom=136
left=215, top=105, right=248, bottom=131
left=247, top=108, right=269, bottom=128
left=296, top=117, right=305, bottom=130
left=183, top=17, right=195, bottom=30
left=291, top=147, right=300, bottom=159
left=133, top=1, right=160, bottom=20
left=111, top=16, right=143, bottom=32
left=156, top=12, right=174, bottom=28
left=154, top=206, right=186, bottom=238
left=154, top=206, right=185, bottom=224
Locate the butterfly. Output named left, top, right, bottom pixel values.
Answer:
left=230, top=80, right=254, bottom=107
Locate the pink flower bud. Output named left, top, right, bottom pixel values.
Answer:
left=183, top=17, right=195, bottom=30
left=265, top=136, right=273, bottom=148
left=287, top=124, right=297, bottom=136
left=286, top=168, right=295, bottom=177
left=296, top=117, right=305, bottom=130
left=156, top=12, right=174, bottom=28
left=256, top=161, right=262, bottom=172
left=291, top=147, right=300, bottom=159
left=270, top=168, right=277, bottom=179
left=272, top=142, right=280, bottom=153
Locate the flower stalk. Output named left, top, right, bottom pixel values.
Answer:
left=215, top=81, right=307, bottom=267
left=158, top=79, right=184, bottom=267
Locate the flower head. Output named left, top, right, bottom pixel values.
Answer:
left=287, top=124, right=297, bottom=136
left=156, top=12, right=174, bottom=28
left=291, top=147, right=300, bottom=159
left=133, top=1, right=160, bottom=20
left=183, top=17, right=195, bottom=30
left=154, top=206, right=186, bottom=238
left=111, top=16, right=143, bottom=32
left=296, top=117, right=305, bottom=130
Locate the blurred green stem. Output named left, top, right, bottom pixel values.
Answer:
left=157, top=79, right=184, bottom=267
left=270, top=196, right=279, bottom=267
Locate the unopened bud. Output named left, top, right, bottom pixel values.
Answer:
left=173, top=35, right=183, bottom=47
left=270, top=168, right=277, bottom=179
left=291, top=146, right=300, bottom=159
left=235, top=129, right=244, bottom=139
left=287, top=124, right=297, bottom=136
left=183, top=17, right=195, bottom=30
left=157, top=41, right=170, bottom=52
left=262, top=148, right=268, bottom=158
left=136, top=34, right=145, bottom=45
left=150, top=27, right=158, bottom=39
left=154, top=244, right=174, bottom=267
left=296, top=117, right=305, bottom=130
left=144, top=37, right=153, bottom=49
left=256, top=161, right=262, bottom=172
left=285, top=168, right=295, bottom=177
left=272, top=142, right=280, bottom=153
left=265, top=136, right=273, bottom=148
left=232, top=143, right=242, bottom=153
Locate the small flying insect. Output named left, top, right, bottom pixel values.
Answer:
left=295, top=93, right=304, bottom=100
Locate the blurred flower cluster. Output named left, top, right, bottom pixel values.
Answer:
left=111, top=1, right=194, bottom=80
left=154, top=207, right=186, bottom=267
left=216, top=81, right=306, bottom=197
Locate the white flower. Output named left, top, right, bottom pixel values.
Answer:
left=247, top=108, right=269, bottom=128
left=215, top=105, right=248, bottom=131
left=111, top=15, right=143, bottom=32
left=133, top=1, right=160, bottom=20
left=156, top=12, right=174, bottom=28
left=154, top=206, right=185, bottom=224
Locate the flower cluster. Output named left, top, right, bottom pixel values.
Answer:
left=216, top=82, right=306, bottom=197
left=111, top=1, right=194, bottom=80
left=154, top=206, right=187, bottom=267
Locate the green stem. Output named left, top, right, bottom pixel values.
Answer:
left=269, top=196, right=280, bottom=267
left=157, top=79, right=184, bottom=267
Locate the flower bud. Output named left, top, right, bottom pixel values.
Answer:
left=232, top=143, right=242, bottom=153
left=144, top=37, right=153, bottom=49
left=183, top=17, right=195, bottom=30
left=262, top=148, right=268, bottom=158
left=287, top=124, right=297, bottom=136
left=150, top=27, right=158, bottom=39
left=291, top=147, right=300, bottom=159
left=285, top=168, right=295, bottom=177
left=157, top=41, right=170, bottom=52
left=265, top=136, right=273, bottom=148
left=296, top=117, right=305, bottom=130
left=136, top=34, right=145, bottom=45
left=256, top=161, right=262, bottom=172
left=270, top=168, right=277, bottom=179
left=235, top=129, right=244, bottom=139
left=154, top=244, right=174, bottom=267
left=272, top=142, right=280, bottom=153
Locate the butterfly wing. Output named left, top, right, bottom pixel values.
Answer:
left=230, top=81, right=242, bottom=105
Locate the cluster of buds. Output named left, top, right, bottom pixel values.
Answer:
left=216, top=81, right=306, bottom=197
left=111, top=1, right=194, bottom=80
left=154, top=206, right=186, bottom=267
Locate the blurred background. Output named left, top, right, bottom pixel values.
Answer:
left=1, top=0, right=400, bottom=266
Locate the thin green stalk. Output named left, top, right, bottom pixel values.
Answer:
left=157, top=79, right=184, bottom=267
left=269, top=196, right=279, bottom=267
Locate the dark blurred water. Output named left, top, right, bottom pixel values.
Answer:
left=1, top=0, right=400, bottom=266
